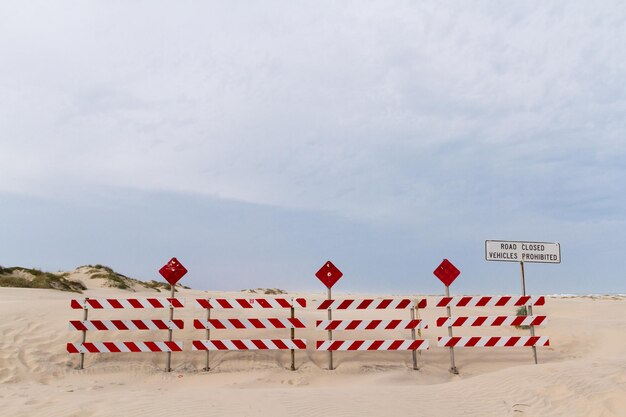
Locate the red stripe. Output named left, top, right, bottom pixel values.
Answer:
left=535, top=296, right=546, bottom=306
left=290, top=319, right=305, bottom=329
left=147, top=298, right=162, bottom=308
left=70, top=321, right=87, bottom=331
left=437, top=297, right=451, bottom=307
left=267, top=318, right=284, bottom=328
left=232, top=340, right=248, bottom=349
left=193, top=319, right=204, bottom=329
left=89, top=320, right=106, bottom=331
left=212, top=340, right=228, bottom=350
left=365, top=320, right=379, bottom=330
left=171, top=298, right=183, bottom=308
left=109, top=299, right=124, bottom=309
left=465, top=337, right=480, bottom=347
left=517, top=296, right=529, bottom=306
left=511, top=316, right=525, bottom=326
left=67, top=343, right=79, bottom=353
left=166, top=341, right=182, bottom=351
left=329, top=341, right=343, bottom=350
left=217, top=299, right=232, bottom=308
left=416, top=299, right=427, bottom=309
left=251, top=340, right=268, bottom=349
left=125, top=342, right=141, bottom=352
left=70, top=300, right=83, bottom=309
left=368, top=340, right=384, bottom=350
left=326, top=320, right=341, bottom=330
left=457, top=297, right=471, bottom=307
left=483, top=337, right=497, bottom=347
left=103, top=342, right=121, bottom=353
left=436, top=317, right=448, bottom=327
left=473, top=316, right=489, bottom=326
left=276, top=299, right=290, bottom=308
left=476, top=296, right=490, bottom=307
left=495, top=296, right=511, bottom=306
left=197, top=299, right=210, bottom=309
left=358, top=299, right=374, bottom=309
left=377, top=299, right=392, bottom=309
left=293, top=340, right=306, bottom=349
left=318, top=300, right=332, bottom=310
left=455, top=317, right=469, bottom=326
left=231, top=319, right=246, bottom=329
left=338, top=300, right=353, bottom=309
left=406, top=320, right=420, bottom=329
left=273, top=340, right=288, bottom=350
left=388, top=340, right=403, bottom=350
left=256, top=299, right=271, bottom=308
left=128, top=299, right=143, bottom=308
left=193, top=340, right=207, bottom=350
left=350, top=340, right=365, bottom=350
left=386, top=320, right=401, bottom=330
left=153, top=320, right=169, bottom=330
left=505, top=337, right=520, bottom=347
left=89, top=299, right=103, bottom=309
left=143, top=341, right=159, bottom=352
left=533, top=316, right=546, bottom=325
left=397, top=299, right=411, bottom=309
left=316, top=341, right=323, bottom=349
left=448, top=337, right=461, bottom=347
left=295, top=298, right=306, bottom=308
left=84, top=343, right=100, bottom=353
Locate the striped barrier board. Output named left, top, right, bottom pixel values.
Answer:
left=316, top=339, right=429, bottom=351
left=316, top=319, right=427, bottom=331
left=69, top=319, right=184, bottom=331
left=434, top=296, right=545, bottom=308
left=67, top=341, right=184, bottom=353
left=192, top=339, right=307, bottom=350
left=71, top=298, right=184, bottom=309
left=195, top=298, right=306, bottom=309
left=194, top=318, right=306, bottom=330
left=436, top=316, right=547, bottom=327
left=438, top=336, right=549, bottom=348
left=316, top=299, right=426, bottom=310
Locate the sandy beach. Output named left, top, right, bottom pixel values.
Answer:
left=1, top=285, right=624, bottom=417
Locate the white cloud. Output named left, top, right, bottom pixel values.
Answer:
left=1, top=0, right=625, bottom=227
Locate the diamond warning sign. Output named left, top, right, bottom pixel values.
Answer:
left=315, top=261, right=343, bottom=289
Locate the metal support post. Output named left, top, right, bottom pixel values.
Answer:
left=166, top=285, right=175, bottom=372
left=327, top=287, right=333, bottom=370
left=410, top=301, right=418, bottom=370
left=79, top=297, right=89, bottom=370
left=445, top=286, right=459, bottom=374
left=204, top=303, right=211, bottom=371
left=520, top=261, right=538, bottom=364
left=290, top=303, right=295, bottom=371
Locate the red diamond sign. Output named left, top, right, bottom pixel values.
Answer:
left=433, top=259, right=460, bottom=287
left=159, top=257, right=188, bottom=286
left=315, top=261, right=343, bottom=289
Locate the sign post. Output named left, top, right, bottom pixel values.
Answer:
left=485, top=240, right=560, bottom=364
left=433, top=259, right=461, bottom=374
left=159, top=257, right=188, bottom=372
left=315, top=261, right=343, bottom=371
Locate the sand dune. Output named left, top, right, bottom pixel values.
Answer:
left=0, top=286, right=624, bottom=417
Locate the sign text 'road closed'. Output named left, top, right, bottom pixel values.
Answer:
left=485, top=240, right=561, bottom=264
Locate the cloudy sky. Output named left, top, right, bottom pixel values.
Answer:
left=1, top=1, right=625, bottom=294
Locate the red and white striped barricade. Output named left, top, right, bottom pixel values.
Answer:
left=192, top=298, right=307, bottom=371
left=314, top=298, right=428, bottom=369
left=67, top=297, right=185, bottom=370
left=434, top=295, right=549, bottom=363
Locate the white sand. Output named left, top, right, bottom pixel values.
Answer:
left=1, top=286, right=624, bottom=417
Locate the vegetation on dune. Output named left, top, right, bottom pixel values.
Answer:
left=515, top=305, right=531, bottom=330
left=242, top=288, right=287, bottom=295
left=0, top=266, right=87, bottom=293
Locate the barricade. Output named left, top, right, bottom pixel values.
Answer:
left=314, top=298, right=429, bottom=370
left=435, top=295, right=549, bottom=364
left=67, top=297, right=185, bottom=370
left=192, top=298, right=307, bottom=370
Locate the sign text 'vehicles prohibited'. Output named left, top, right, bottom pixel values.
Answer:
left=485, top=240, right=561, bottom=264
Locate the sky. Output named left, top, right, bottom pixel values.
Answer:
left=1, top=1, right=625, bottom=295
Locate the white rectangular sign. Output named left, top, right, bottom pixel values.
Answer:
left=485, top=240, right=561, bottom=264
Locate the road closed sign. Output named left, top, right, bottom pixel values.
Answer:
left=485, top=240, right=561, bottom=264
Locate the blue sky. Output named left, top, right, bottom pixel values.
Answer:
left=1, top=1, right=625, bottom=294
